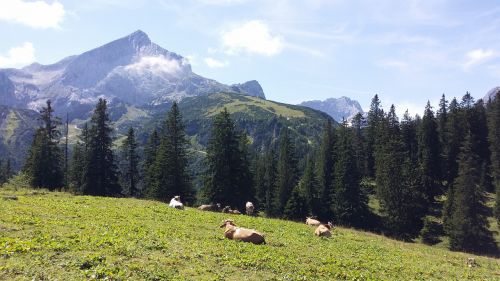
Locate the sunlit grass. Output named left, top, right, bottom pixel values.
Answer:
left=1, top=189, right=499, bottom=280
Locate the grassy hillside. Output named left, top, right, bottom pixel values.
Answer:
left=0, top=106, right=38, bottom=170
left=1, top=189, right=498, bottom=280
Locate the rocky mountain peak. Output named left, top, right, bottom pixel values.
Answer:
left=126, top=30, right=151, bottom=48
left=299, top=96, right=364, bottom=121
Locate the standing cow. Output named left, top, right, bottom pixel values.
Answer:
left=245, top=202, right=255, bottom=216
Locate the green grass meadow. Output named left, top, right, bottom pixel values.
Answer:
left=1, top=189, right=499, bottom=280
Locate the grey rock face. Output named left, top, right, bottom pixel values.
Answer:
left=300, top=96, right=364, bottom=122
left=0, top=30, right=265, bottom=119
left=230, top=80, right=266, bottom=99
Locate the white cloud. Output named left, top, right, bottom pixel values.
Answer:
left=463, top=49, right=498, bottom=69
left=185, top=54, right=198, bottom=66
left=0, top=42, right=35, bottom=68
left=221, top=20, right=284, bottom=56
left=125, top=56, right=187, bottom=75
left=0, top=0, right=65, bottom=29
left=204, top=57, right=229, bottom=68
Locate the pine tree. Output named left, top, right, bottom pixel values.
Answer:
left=447, top=132, right=493, bottom=253
left=274, top=127, right=299, bottom=217
left=70, top=141, right=85, bottom=194
left=316, top=119, right=335, bottom=220
left=69, top=123, right=90, bottom=193
left=332, top=120, right=368, bottom=226
left=418, top=101, right=442, bottom=204
left=487, top=90, right=500, bottom=222
left=201, top=108, right=252, bottom=209
left=470, top=100, right=493, bottom=192
left=82, top=99, right=121, bottom=196
left=254, top=148, right=278, bottom=216
left=400, top=110, right=418, bottom=163
left=375, top=106, right=427, bottom=238
left=437, top=94, right=448, bottom=178
left=366, top=94, right=383, bottom=178
left=351, top=113, right=367, bottom=177
left=23, top=100, right=63, bottom=190
left=283, top=183, right=309, bottom=221
left=444, top=98, right=464, bottom=185
left=144, top=129, right=160, bottom=194
left=149, top=102, right=194, bottom=203
left=237, top=132, right=255, bottom=206
left=300, top=157, right=319, bottom=215
left=120, top=127, right=140, bottom=197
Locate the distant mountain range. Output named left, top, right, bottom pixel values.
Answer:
left=0, top=30, right=265, bottom=120
left=299, top=96, right=364, bottom=121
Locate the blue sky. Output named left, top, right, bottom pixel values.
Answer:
left=1, top=0, right=500, bottom=115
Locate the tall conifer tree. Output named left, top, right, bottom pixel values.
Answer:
left=82, top=99, right=120, bottom=196
left=376, top=106, right=425, bottom=239
left=201, top=108, right=252, bottom=209
left=70, top=141, right=85, bottom=193
left=254, top=148, right=278, bottom=216
left=274, top=127, right=299, bottom=217
left=332, top=120, right=368, bottom=226
left=487, top=90, right=500, bottom=222
left=150, top=102, right=194, bottom=203
left=144, top=129, right=160, bottom=194
left=24, top=100, right=63, bottom=190
left=437, top=94, right=448, bottom=178
left=120, top=127, right=140, bottom=197
left=444, top=98, right=464, bottom=185
left=351, top=113, right=367, bottom=177
left=316, top=119, right=335, bottom=220
left=366, top=94, right=383, bottom=178
left=418, top=101, right=442, bottom=203
left=447, top=132, right=493, bottom=253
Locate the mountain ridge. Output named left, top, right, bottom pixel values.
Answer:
left=0, top=30, right=265, bottom=120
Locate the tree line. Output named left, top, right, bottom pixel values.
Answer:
left=10, top=89, right=500, bottom=256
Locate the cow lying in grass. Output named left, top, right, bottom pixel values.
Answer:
left=168, top=196, right=184, bottom=210
left=305, top=217, right=321, bottom=226
left=222, top=206, right=241, bottom=214
left=197, top=203, right=221, bottom=212
left=219, top=219, right=266, bottom=245
left=314, top=222, right=334, bottom=238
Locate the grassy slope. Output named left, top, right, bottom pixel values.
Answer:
left=179, top=92, right=330, bottom=121
left=1, top=190, right=498, bottom=280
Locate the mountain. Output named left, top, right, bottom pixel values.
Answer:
left=299, top=96, right=364, bottom=121
left=0, top=30, right=333, bottom=175
left=0, top=30, right=266, bottom=120
left=230, top=80, right=266, bottom=99
left=484, top=87, right=500, bottom=101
